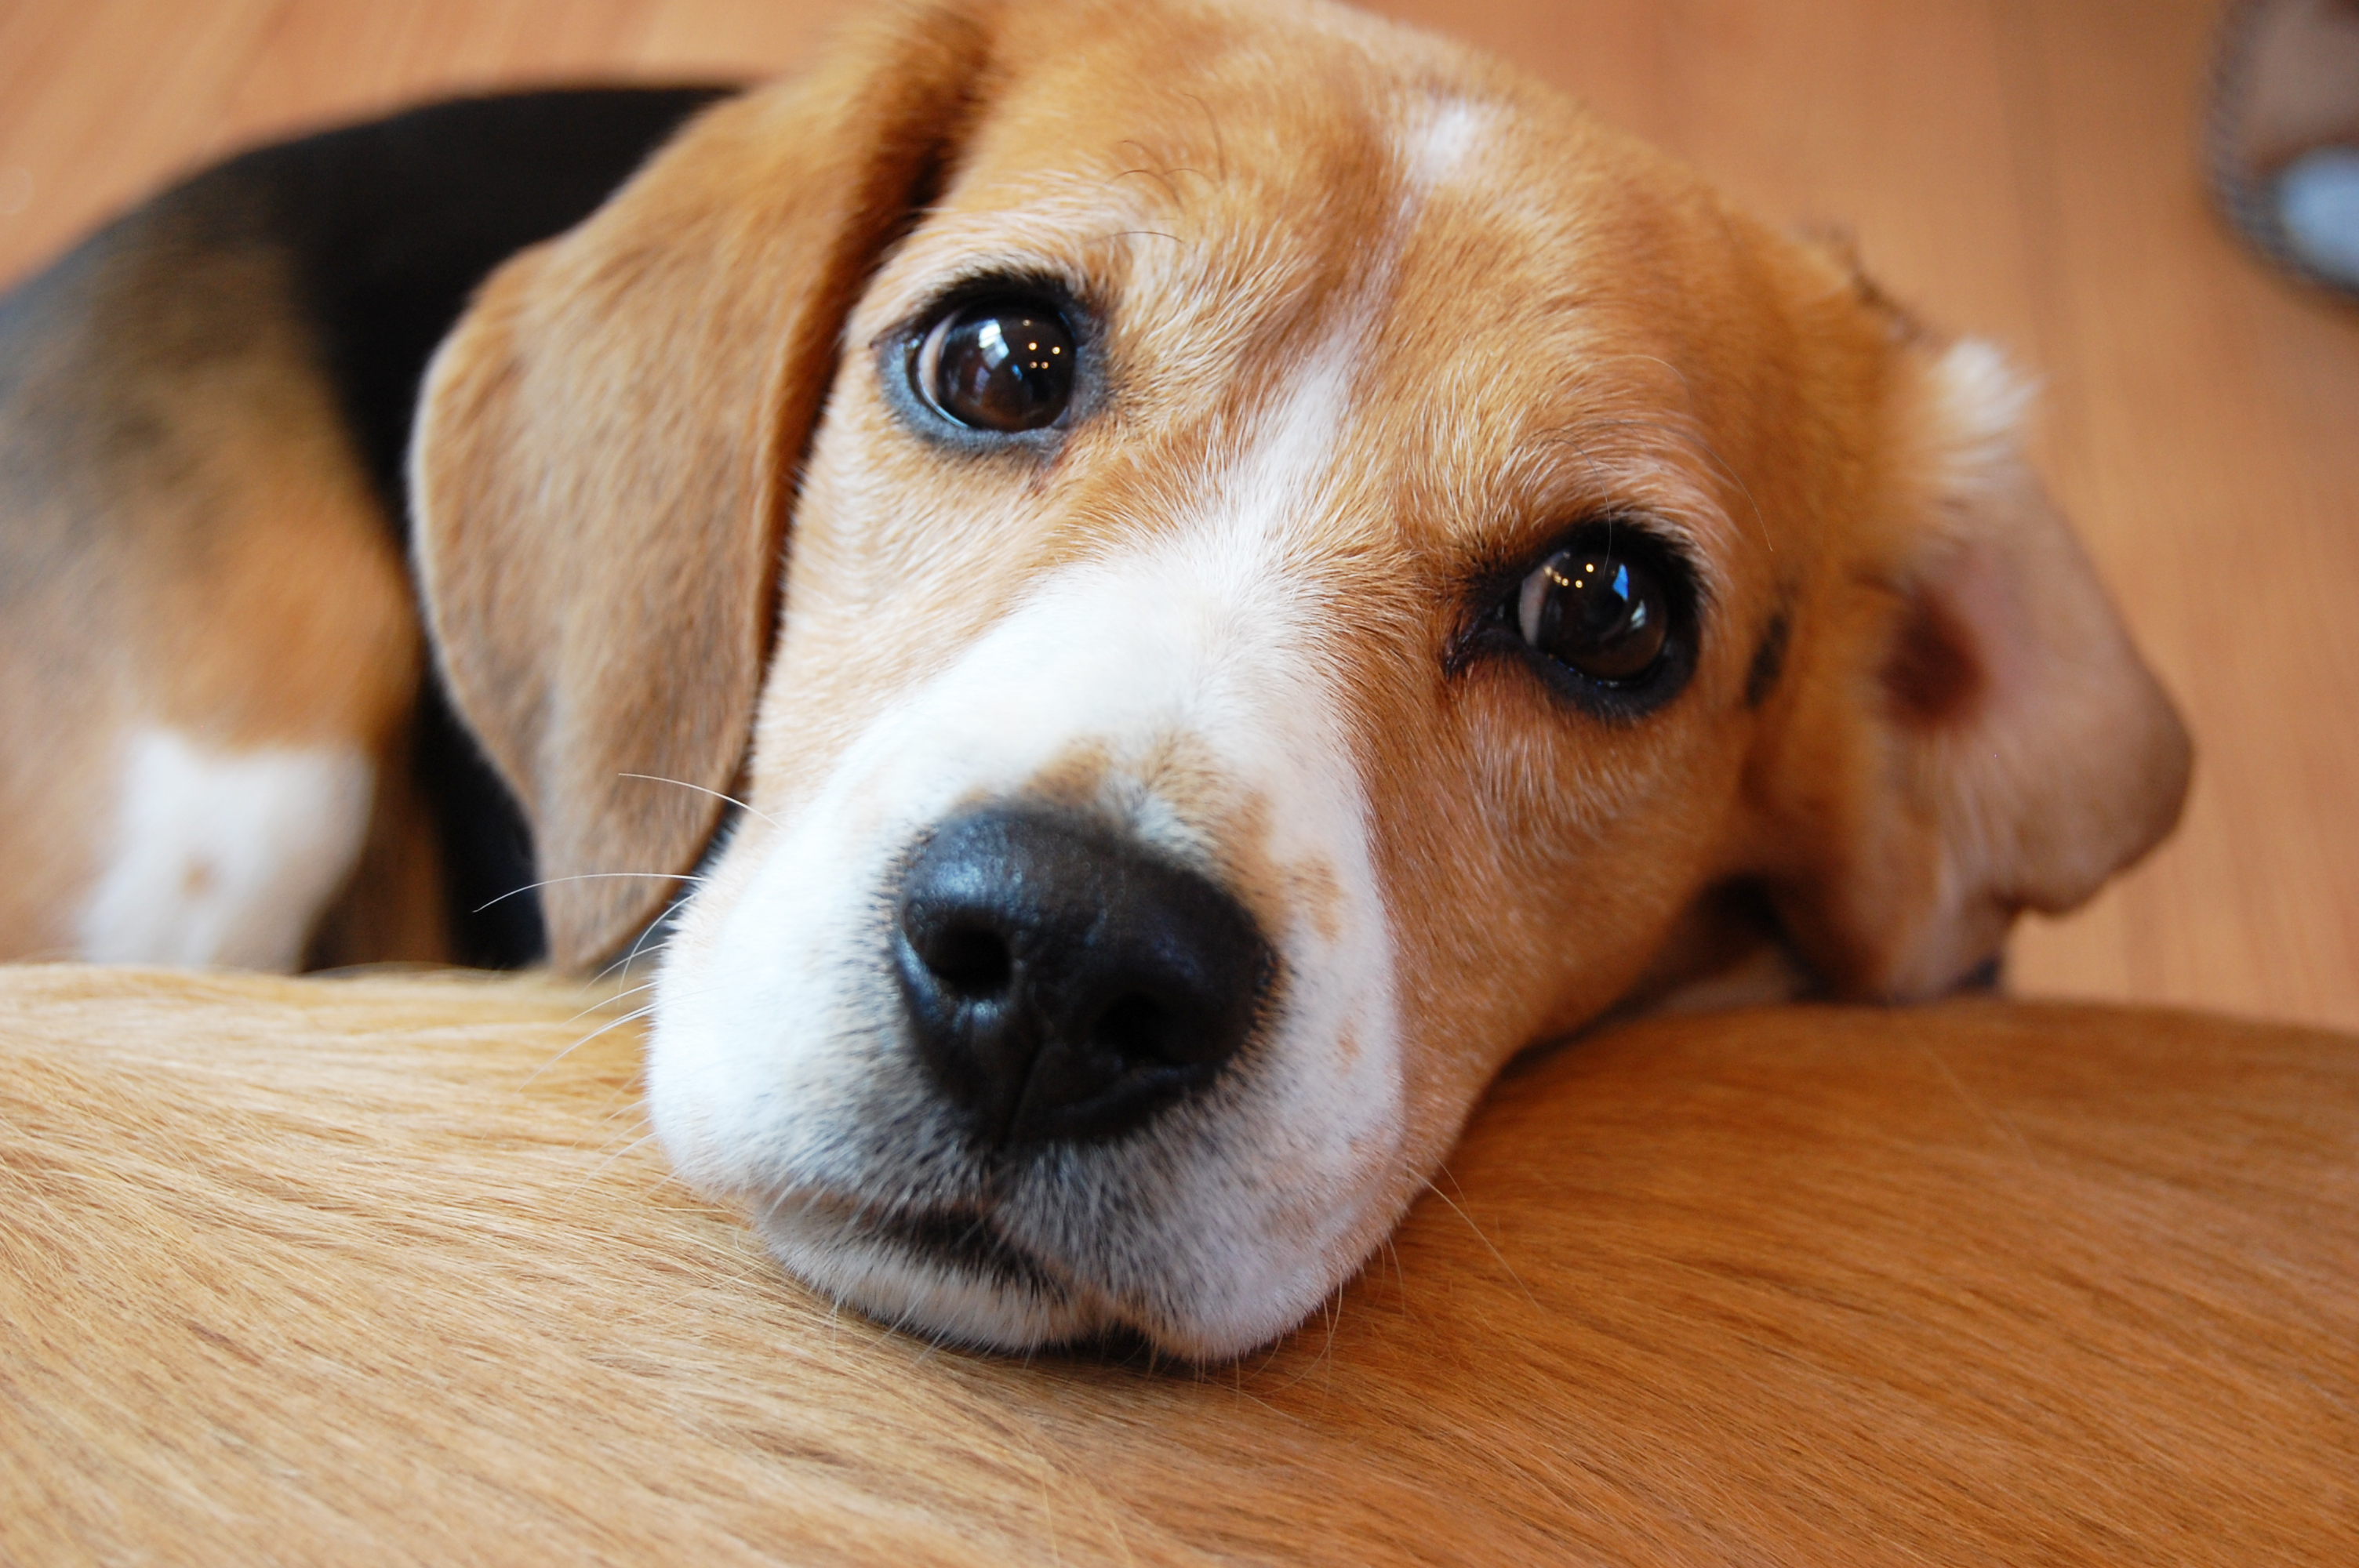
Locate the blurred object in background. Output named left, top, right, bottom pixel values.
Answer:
left=2214, top=0, right=2359, bottom=294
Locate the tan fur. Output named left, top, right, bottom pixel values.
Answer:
left=409, top=0, right=2191, bottom=1348
left=1, top=964, right=2350, bottom=1563
left=416, top=0, right=2186, bottom=995
left=0, top=198, right=435, bottom=964
left=412, top=2, right=1003, bottom=966
left=7, top=0, right=2197, bottom=1356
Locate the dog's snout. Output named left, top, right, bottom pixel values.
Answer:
left=892, top=806, right=1269, bottom=1146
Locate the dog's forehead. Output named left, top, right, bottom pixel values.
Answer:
left=841, top=19, right=1792, bottom=584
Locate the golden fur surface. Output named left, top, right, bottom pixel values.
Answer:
left=3, top=964, right=2351, bottom=1564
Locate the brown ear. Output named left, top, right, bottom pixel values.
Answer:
left=1757, top=338, right=2193, bottom=1000
left=412, top=3, right=998, bottom=971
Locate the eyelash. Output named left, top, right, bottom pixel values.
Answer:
left=1456, top=519, right=1702, bottom=720
left=881, top=274, right=1098, bottom=451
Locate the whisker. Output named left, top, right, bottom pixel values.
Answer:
left=583, top=1129, right=667, bottom=1184
left=471, top=870, right=704, bottom=915
left=616, top=771, right=780, bottom=827
left=563, top=963, right=667, bottom=1025
left=595, top=908, right=682, bottom=986
left=522, top=1003, right=659, bottom=1089
left=1423, top=1167, right=1539, bottom=1312
left=576, top=975, right=661, bottom=1021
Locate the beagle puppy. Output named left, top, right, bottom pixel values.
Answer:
left=0, top=0, right=2191, bottom=1358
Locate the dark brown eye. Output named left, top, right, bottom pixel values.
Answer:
left=1515, top=541, right=1670, bottom=683
left=914, top=298, right=1075, bottom=432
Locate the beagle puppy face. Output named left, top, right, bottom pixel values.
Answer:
left=416, top=0, right=2188, bottom=1356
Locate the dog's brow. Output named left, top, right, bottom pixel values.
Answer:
left=1179, top=93, right=1229, bottom=184
left=1528, top=416, right=1762, bottom=566
left=1110, top=140, right=1214, bottom=208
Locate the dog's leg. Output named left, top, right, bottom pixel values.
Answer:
left=2, top=89, right=740, bottom=969
left=0, top=202, right=438, bottom=967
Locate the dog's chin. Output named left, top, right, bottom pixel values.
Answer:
left=751, top=1188, right=1329, bottom=1360
left=753, top=1192, right=1115, bottom=1353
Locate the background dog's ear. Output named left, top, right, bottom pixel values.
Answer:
left=412, top=4, right=997, bottom=971
left=1756, top=337, right=2193, bottom=1000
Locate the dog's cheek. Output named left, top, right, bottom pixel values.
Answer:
left=645, top=815, right=842, bottom=1198
left=1357, top=659, right=1739, bottom=1112
left=738, top=397, right=1074, bottom=826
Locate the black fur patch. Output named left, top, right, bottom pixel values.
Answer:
left=133, top=88, right=738, bottom=966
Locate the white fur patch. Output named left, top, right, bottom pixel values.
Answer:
left=1928, top=338, right=2037, bottom=492
left=652, top=313, right=1405, bottom=1356
left=77, top=727, right=373, bottom=971
left=1394, top=96, right=1494, bottom=196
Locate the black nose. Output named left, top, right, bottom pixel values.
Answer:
left=892, top=805, right=1270, bottom=1146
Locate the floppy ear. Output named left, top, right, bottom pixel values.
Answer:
left=411, top=2, right=1000, bottom=971
left=1754, top=336, right=2193, bottom=1000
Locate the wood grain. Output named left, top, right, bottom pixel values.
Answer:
left=2, top=0, right=2351, bottom=1029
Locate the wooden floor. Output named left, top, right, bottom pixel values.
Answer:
left=2, top=0, right=2354, bottom=1030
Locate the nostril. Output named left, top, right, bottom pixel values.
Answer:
left=894, top=804, right=1273, bottom=1146
left=921, top=920, right=1014, bottom=1000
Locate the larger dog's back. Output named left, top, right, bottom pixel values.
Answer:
left=0, top=88, right=730, bottom=974
left=3, top=967, right=2350, bottom=1565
